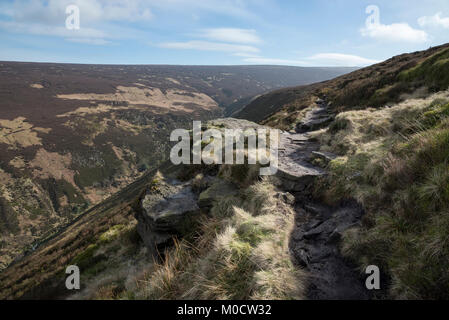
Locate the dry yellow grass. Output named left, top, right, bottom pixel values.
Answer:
left=30, top=148, right=76, bottom=186
left=56, top=86, right=218, bottom=114
left=57, top=104, right=134, bottom=118
left=319, top=90, right=449, bottom=157
left=0, top=117, right=51, bottom=148
left=9, top=156, right=26, bottom=169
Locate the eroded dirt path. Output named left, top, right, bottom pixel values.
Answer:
left=276, top=100, right=370, bottom=300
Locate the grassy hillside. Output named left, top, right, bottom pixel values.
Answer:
left=312, top=91, right=449, bottom=299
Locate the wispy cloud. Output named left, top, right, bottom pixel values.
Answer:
left=147, top=0, right=259, bottom=20
left=307, top=53, right=379, bottom=67
left=241, top=56, right=306, bottom=65
left=66, top=38, right=111, bottom=46
left=160, top=28, right=262, bottom=55
left=0, top=0, right=153, bottom=45
left=0, top=20, right=107, bottom=39
left=361, top=22, right=428, bottom=43
left=159, top=40, right=259, bottom=53
left=239, top=53, right=378, bottom=67
left=12, top=0, right=153, bottom=25
left=418, top=12, right=449, bottom=29
left=197, top=28, right=261, bottom=44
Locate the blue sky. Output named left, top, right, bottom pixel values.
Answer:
left=1, top=0, right=449, bottom=66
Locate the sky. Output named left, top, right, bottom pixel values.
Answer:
left=0, top=0, right=449, bottom=66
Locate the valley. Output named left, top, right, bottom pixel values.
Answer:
left=0, top=62, right=352, bottom=271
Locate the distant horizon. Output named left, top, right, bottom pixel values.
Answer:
left=0, top=60, right=362, bottom=68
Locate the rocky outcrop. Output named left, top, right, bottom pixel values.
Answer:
left=134, top=118, right=263, bottom=252
left=135, top=173, right=241, bottom=251
left=135, top=177, right=200, bottom=250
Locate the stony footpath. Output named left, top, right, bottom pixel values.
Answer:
left=275, top=100, right=334, bottom=193
left=276, top=100, right=370, bottom=300
left=295, top=99, right=335, bottom=133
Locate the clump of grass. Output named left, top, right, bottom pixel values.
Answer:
left=93, top=282, right=126, bottom=300
left=210, top=195, right=241, bottom=218
left=219, top=162, right=261, bottom=187
left=141, top=240, right=196, bottom=299
left=418, top=163, right=449, bottom=212
left=328, top=117, right=350, bottom=134
left=98, top=224, right=125, bottom=244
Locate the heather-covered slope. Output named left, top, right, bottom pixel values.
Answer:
left=0, top=62, right=351, bottom=270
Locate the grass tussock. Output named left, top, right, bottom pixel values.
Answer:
left=131, top=178, right=305, bottom=300
left=316, top=91, right=449, bottom=299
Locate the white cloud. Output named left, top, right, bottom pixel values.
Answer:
left=0, top=21, right=107, bottom=39
left=236, top=52, right=378, bottom=67
left=233, top=52, right=259, bottom=58
left=418, top=12, right=449, bottom=29
left=159, top=40, right=259, bottom=53
left=0, top=0, right=154, bottom=45
left=242, top=56, right=306, bottom=65
left=162, top=28, right=262, bottom=56
left=198, top=28, right=261, bottom=44
left=147, top=0, right=258, bottom=20
left=307, top=53, right=380, bottom=67
left=2, top=0, right=264, bottom=49
left=361, top=22, right=429, bottom=43
left=12, top=0, right=153, bottom=25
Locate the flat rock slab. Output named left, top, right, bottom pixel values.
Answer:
left=275, top=132, right=325, bottom=191
left=142, top=183, right=199, bottom=230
